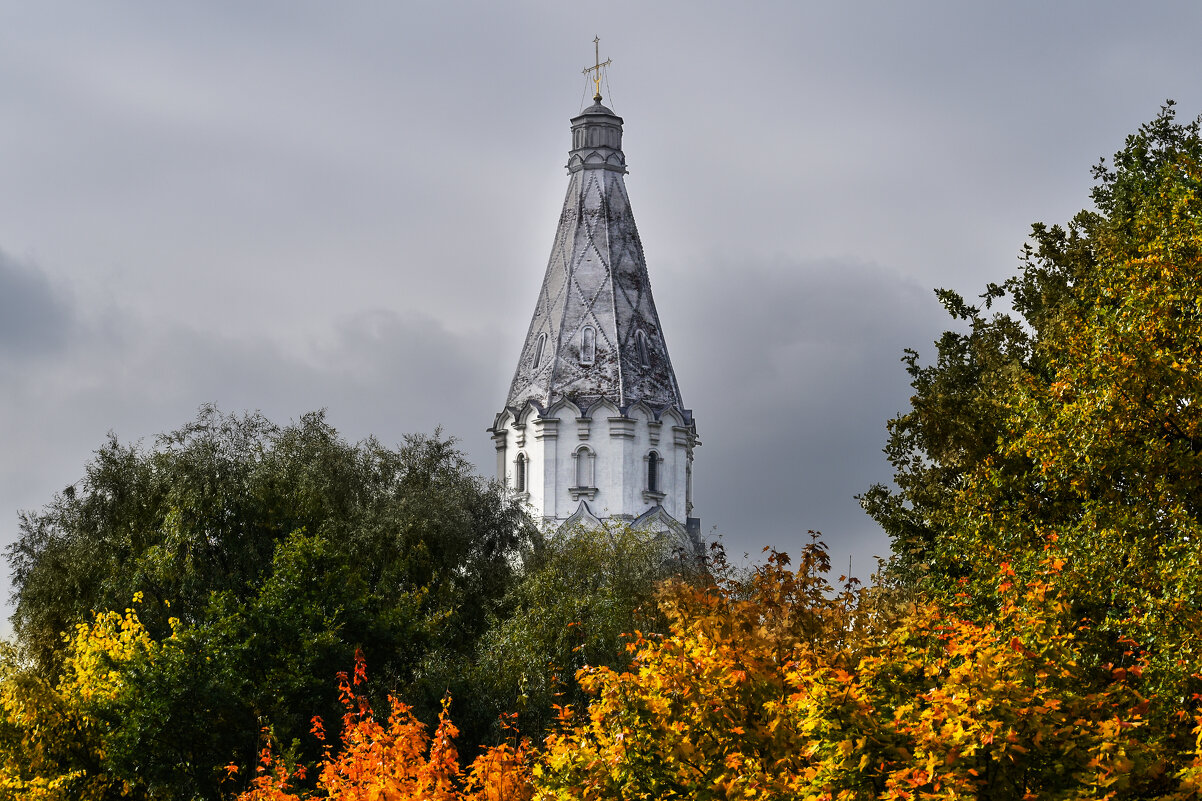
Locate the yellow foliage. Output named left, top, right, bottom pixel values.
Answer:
left=0, top=598, right=166, bottom=800
left=535, top=542, right=1192, bottom=800
left=60, top=606, right=159, bottom=705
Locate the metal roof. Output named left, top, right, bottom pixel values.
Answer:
left=505, top=101, right=685, bottom=412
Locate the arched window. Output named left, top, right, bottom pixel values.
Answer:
left=647, top=451, right=660, bottom=493
left=580, top=326, right=596, bottom=365
left=515, top=453, right=527, bottom=493
left=532, top=333, right=547, bottom=370
left=635, top=331, right=651, bottom=367
left=574, top=446, right=595, bottom=488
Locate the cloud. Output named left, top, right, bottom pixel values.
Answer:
left=0, top=250, right=74, bottom=356
left=0, top=291, right=501, bottom=635
left=0, top=246, right=947, bottom=631
left=6, top=0, right=1201, bottom=621
left=661, top=257, right=948, bottom=575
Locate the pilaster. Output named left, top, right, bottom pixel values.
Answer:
left=492, top=429, right=507, bottom=483
left=533, top=418, right=559, bottom=518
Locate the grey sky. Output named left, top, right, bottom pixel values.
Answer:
left=3, top=1, right=1202, bottom=628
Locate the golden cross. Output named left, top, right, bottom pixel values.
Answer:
left=582, top=35, right=612, bottom=101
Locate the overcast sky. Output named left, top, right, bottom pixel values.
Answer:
left=3, top=2, right=1202, bottom=629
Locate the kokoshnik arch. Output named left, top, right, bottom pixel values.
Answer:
left=489, top=55, right=701, bottom=549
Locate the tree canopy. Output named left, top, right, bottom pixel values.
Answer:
left=472, top=522, right=702, bottom=737
left=11, top=102, right=1202, bottom=799
left=5, top=406, right=533, bottom=799
left=236, top=541, right=1202, bottom=800
left=863, top=101, right=1202, bottom=707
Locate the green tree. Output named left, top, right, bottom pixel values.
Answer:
left=6, top=406, right=533, bottom=799
left=469, top=522, right=702, bottom=739
left=863, top=102, right=1202, bottom=707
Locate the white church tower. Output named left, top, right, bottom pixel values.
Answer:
left=489, top=65, right=700, bottom=547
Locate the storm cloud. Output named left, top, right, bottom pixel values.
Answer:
left=4, top=2, right=1202, bottom=630
left=662, top=258, right=945, bottom=569
left=0, top=251, right=74, bottom=356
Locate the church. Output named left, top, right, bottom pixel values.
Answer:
left=489, top=59, right=701, bottom=549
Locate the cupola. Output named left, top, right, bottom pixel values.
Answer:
left=567, top=97, right=627, bottom=174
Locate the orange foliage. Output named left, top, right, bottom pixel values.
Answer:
left=536, top=541, right=1202, bottom=799
left=233, top=648, right=532, bottom=801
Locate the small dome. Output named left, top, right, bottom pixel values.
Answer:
left=580, top=99, right=616, bottom=116
left=572, top=98, right=622, bottom=122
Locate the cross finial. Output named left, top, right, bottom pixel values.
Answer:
left=582, top=35, right=612, bottom=103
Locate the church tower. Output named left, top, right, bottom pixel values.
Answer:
left=489, top=72, right=700, bottom=546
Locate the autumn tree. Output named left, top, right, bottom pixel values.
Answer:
left=862, top=101, right=1202, bottom=707
left=537, top=540, right=1192, bottom=800
left=0, top=600, right=164, bottom=800
left=234, top=649, right=533, bottom=801
left=5, top=406, right=533, bottom=799
left=471, top=522, right=701, bottom=739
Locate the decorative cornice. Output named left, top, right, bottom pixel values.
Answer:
left=494, top=399, right=697, bottom=431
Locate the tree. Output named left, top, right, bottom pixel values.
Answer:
left=471, top=522, right=701, bottom=738
left=0, top=601, right=162, bottom=800
left=862, top=102, right=1202, bottom=709
left=538, top=541, right=1185, bottom=800
left=234, top=649, right=533, bottom=801
left=5, top=406, right=533, bottom=799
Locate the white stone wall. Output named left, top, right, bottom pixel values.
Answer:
left=493, top=402, right=695, bottom=526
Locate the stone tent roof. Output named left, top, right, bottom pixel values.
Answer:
left=505, top=97, right=686, bottom=414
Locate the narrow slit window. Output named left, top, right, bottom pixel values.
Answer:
left=647, top=451, right=659, bottom=493
left=575, top=446, right=594, bottom=487
left=532, top=333, right=547, bottom=370
left=581, top=326, right=596, bottom=365
left=636, top=331, right=651, bottom=367
left=515, top=453, right=527, bottom=492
